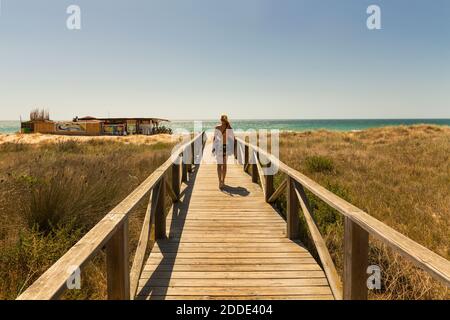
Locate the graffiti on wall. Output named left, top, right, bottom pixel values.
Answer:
left=56, top=122, right=87, bottom=133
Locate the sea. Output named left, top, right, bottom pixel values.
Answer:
left=1, top=119, right=449, bottom=134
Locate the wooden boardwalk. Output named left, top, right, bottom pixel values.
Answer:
left=136, top=140, right=334, bottom=300
left=17, top=132, right=450, bottom=301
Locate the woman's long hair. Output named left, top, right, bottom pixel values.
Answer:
left=221, top=114, right=232, bottom=129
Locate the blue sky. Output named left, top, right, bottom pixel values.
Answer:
left=0, top=0, right=449, bottom=120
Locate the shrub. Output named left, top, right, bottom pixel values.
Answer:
left=305, top=155, right=334, bottom=173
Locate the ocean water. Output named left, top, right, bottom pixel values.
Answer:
left=1, top=119, right=449, bottom=134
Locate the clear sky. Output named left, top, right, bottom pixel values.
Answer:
left=0, top=0, right=449, bottom=120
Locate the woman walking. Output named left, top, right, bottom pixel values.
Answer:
left=213, top=115, right=234, bottom=189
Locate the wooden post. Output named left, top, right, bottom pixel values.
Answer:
left=172, top=156, right=181, bottom=200
left=153, top=179, right=166, bottom=239
left=190, top=142, right=195, bottom=171
left=234, top=138, right=237, bottom=160
left=264, top=173, right=274, bottom=203
left=343, top=217, right=369, bottom=300
left=251, top=151, right=258, bottom=183
left=106, top=219, right=130, bottom=300
left=286, top=177, right=300, bottom=239
left=181, top=152, right=188, bottom=183
left=244, top=145, right=249, bottom=172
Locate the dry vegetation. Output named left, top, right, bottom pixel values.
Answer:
left=0, top=137, right=176, bottom=299
left=276, top=125, right=449, bottom=299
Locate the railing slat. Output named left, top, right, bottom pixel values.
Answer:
left=129, top=190, right=155, bottom=299
left=294, top=183, right=343, bottom=300
left=267, top=179, right=287, bottom=203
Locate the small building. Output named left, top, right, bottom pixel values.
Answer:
left=21, top=116, right=170, bottom=136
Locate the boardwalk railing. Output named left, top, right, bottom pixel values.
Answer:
left=234, top=136, right=450, bottom=300
left=17, top=132, right=206, bottom=300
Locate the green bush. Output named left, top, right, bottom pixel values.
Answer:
left=305, top=155, right=334, bottom=173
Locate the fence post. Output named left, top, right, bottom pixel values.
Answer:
left=153, top=179, right=166, bottom=239
left=181, top=151, right=188, bottom=183
left=172, top=155, right=181, bottom=200
left=106, top=219, right=130, bottom=300
left=251, top=150, right=258, bottom=183
left=343, top=217, right=369, bottom=300
left=244, top=145, right=249, bottom=172
left=286, top=177, right=300, bottom=239
left=264, top=171, right=274, bottom=203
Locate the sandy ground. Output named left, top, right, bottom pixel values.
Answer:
left=0, top=133, right=181, bottom=145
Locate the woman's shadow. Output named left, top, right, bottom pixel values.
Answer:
left=220, top=184, right=250, bottom=197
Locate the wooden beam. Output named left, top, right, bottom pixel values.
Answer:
left=251, top=151, right=258, bottom=183
left=254, top=151, right=267, bottom=197
left=106, top=219, right=130, bottom=300
left=171, top=157, right=181, bottom=200
left=129, top=191, right=155, bottom=299
left=286, top=176, right=300, bottom=240
left=268, top=179, right=287, bottom=203
left=344, top=216, right=369, bottom=300
left=152, top=179, right=166, bottom=239
left=294, top=183, right=343, bottom=300
left=244, top=144, right=249, bottom=173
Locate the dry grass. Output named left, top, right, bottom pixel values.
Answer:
left=0, top=138, right=176, bottom=299
left=277, top=125, right=449, bottom=299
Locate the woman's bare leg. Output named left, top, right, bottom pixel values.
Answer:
left=222, top=157, right=227, bottom=185
left=217, top=164, right=222, bottom=187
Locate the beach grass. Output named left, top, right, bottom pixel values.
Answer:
left=0, top=138, right=176, bottom=299
left=276, top=124, right=449, bottom=299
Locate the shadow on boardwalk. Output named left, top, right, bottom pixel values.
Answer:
left=136, top=164, right=199, bottom=299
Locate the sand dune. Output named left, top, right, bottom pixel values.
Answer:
left=0, top=133, right=180, bottom=145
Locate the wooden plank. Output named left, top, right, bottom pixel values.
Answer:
left=145, top=258, right=318, bottom=265
left=149, top=252, right=312, bottom=259
left=138, top=278, right=329, bottom=287
left=142, top=264, right=322, bottom=272
left=295, top=183, right=343, bottom=300
left=136, top=286, right=333, bottom=296
left=140, top=271, right=326, bottom=279
left=129, top=191, right=154, bottom=299
left=106, top=220, right=130, bottom=300
left=344, top=216, right=369, bottom=300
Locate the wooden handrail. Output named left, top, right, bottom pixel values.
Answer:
left=235, top=136, right=450, bottom=298
left=17, top=132, right=205, bottom=300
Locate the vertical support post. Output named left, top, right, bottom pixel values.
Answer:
left=106, top=219, right=130, bottom=300
left=244, top=145, right=249, bottom=172
left=190, top=142, right=195, bottom=171
left=153, top=179, right=166, bottom=239
left=181, top=151, right=188, bottom=183
left=234, top=138, right=237, bottom=160
left=251, top=151, right=258, bottom=183
left=286, top=177, right=300, bottom=239
left=343, top=217, right=369, bottom=300
left=172, top=155, right=181, bottom=200
left=264, top=172, right=274, bottom=203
